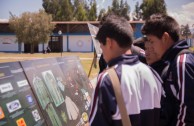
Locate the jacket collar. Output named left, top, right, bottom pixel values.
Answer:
left=161, top=40, right=189, bottom=61
left=107, top=54, right=139, bottom=67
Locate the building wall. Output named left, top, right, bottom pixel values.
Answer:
left=38, top=43, right=49, bottom=52
left=134, top=23, right=143, bottom=39
left=0, top=22, right=144, bottom=52
left=68, top=35, right=92, bottom=52
left=0, top=34, right=93, bottom=52
left=63, top=35, right=67, bottom=52
left=0, top=35, right=24, bottom=52
left=191, top=39, right=194, bottom=47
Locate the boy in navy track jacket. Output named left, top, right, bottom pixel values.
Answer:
left=142, top=13, right=194, bottom=126
left=89, top=13, right=163, bottom=126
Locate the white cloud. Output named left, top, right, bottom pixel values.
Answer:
left=168, top=2, right=194, bottom=27
left=182, top=2, right=194, bottom=12
left=0, top=19, right=8, bottom=22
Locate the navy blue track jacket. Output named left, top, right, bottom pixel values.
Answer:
left=89, top=54, right=162, bottom=126
left=151, top=40, right=194, bottom=126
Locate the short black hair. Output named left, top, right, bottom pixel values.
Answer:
left=96, top=13, right=134, bottom=48
left=133, top=36, right=147, bottom=50
left=141, top=13, right=180, bottom=42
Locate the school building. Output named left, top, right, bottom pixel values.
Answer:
left=1, top=20, right=183, bottom=53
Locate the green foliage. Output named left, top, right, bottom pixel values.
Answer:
left=60, top=0, right=74, bottom=21
left=121, top=1, right=130, bottom=20
left=9, top=10, right=55, bottom=53
left=74, top=2, right=88, bottom=21
left=135, top=2, right=139, bottom=15
left=43, top=0, right=73, bottom=21
left=42, top=0, right=60, bottom=20
left=140, top=0, right=167, bottom=20
left=42, top=0, right=97, bottom=21
left=73, top=0, right=97, bottom=21
left=133, top=2, right=142, bottom=20
left=42, top=0, right=168, bottom=21
left=88, top=1, right=97, bottom=21
left=98, top=9, right=106, bottom=21
left=180, top=24, right=191, bottom=39
left=111, top=0, right=120, bottom=14
left=107, top=0, right=130, bottom=20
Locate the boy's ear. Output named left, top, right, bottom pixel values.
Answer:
left=162, top=32, right=170, bottom=43
left=106, top=37, right=112, bottom=47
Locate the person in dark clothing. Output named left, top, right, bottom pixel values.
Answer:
left=89, top=13, right=162, bottom=126
left=98, top=54, right=107, bottom=73
left=132, top=37, right=147, bottom=64
left=46, top=46, right=51, bottom=53
left=141, top=13, right=194, bottom=126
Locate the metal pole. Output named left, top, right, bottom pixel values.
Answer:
left=88, top=51, right=97, bottom=78
left=61, top=35, right=62, bottom=57
left=58, top=30, right=62, bottom=57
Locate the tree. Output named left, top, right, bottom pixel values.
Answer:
left=121, top=1, right=130, bottom=20
left=140, top=0, right=167, bottom=20
left=107, top=0, right=130, bottom=20
left=181, top=24, right=191, bottom=40
left=74, top=2, right=88, bottom=21
left=42, top=0, right=60, bottom=20
left=42, top=0, right=74, bottom=21
left=43, top=0, right=97, bottom=21
left=9, top=10, right=55, bottom=53
left=59, top=0, right=74, bottom=21
left=133, top=2, right=142, bottom=20
left=111, top=0, right=120, bottom=15
left=98, top=9, right=106, bottom=21
left=88, top=1, right=97, bottom=21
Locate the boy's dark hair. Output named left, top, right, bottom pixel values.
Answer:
left=96, top=13, right=134, bottom=48
left=141, top=13, right=180, bottom=42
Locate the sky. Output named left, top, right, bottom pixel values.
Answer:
left=0, top=0, right=194, bottom=27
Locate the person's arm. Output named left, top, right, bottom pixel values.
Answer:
left=89, top=72, right=118, bottom=126
left=99, top=54, right=107, bottom=73
left=176, top=54, right=194, bottom=125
